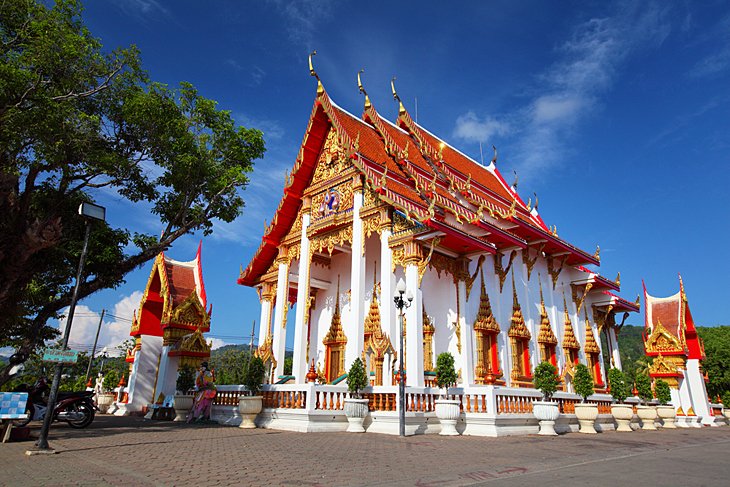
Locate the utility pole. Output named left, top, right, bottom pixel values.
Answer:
left=248, top=320, right=256, bottom=355
left=84, top=309, right=106, bottom=385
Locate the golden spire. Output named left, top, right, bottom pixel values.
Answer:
left=508, top=272, right=530, bottom=339
left=473, top=268, right=500, bottom=333
left=324, top=276, right=347, bottom=345
left=491, top=145, right=498, bottom=165
left=364, top=263, right=381, bottom=337
left=308, top=50, right=324, bottom=96
left=537, top=274, right=557, bottom=345
left=584, top=308, right=600, bottom=353
left=391, top=76, right=406, bottom=116
left=562, top=290, right=579, bottom=350
left=357, top=69, right=371, bottom=110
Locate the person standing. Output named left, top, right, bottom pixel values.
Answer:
left=187, top=362, right=216, bottom=423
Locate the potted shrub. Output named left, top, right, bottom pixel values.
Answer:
left=654, top=379, right=675, bottom=428
left=239, top=356, right=265, bottom=429
left=608, top=368, right=632, bottom=432
left=722, top=391, right=730, bottom=425
left=173, top=365, right=196, bottom=421
left=434, top=352, right=460, bottom=436
left=635, top=373, right=657, bottom=430
left=343, top=358, right=370, bottom=433
left=532, top=361, right=560, bottom=436
left=95, top=373, right=115, bottom=414
left=573, top=363, right=598, bottom=434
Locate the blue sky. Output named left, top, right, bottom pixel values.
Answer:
left=56, top=0, right=729, bottom=355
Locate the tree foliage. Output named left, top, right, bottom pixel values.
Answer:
left=608, top=367, right=628, bottom=403
left=346, top=358, right=368, bottom=398
left=175, top=365, right=195, bottom=394
left=0, top=0, right=264, bottom=386
left=698, top=326, right=730, bottom=398
left=533, top=361, right=558, bottom=401
left=210, top=348, right=249, bottom=385
left=244, top=356, right=265, bottom=396
left=635, top=373, right=652, bottom=404
left=654, top=378, right=671, bottom=405
left=573, top=364, right=594, bottom=402
left=435, top=352, right=458, bottom=393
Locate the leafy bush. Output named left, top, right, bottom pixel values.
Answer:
left=608, top=368, right=628, bottom=403
left=245, top=356, right=266, bottom=396
left=573, top=364, right=594, bottom=402
left=435, top=352, right=458, bottom=394
left=176, top=365, right=196, bottom=394
left=346, top=358, right=368, bottom=398
left=102, top=369, right=119, bottom=392
left=533, top=361, right=559, bottom=401
left=635, top=373, right=653, bottom=404
left=654, top=378, right=671, bottom=405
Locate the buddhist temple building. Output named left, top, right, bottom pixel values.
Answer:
left=643, top=276, right=712, bottom=426
left=237, top=57, right=639, bottom=433
left=121, top=244, right=212, bottom=414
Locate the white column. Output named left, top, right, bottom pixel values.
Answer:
left=258, top=287, right=273, bottom=347
left=272, top=260, right=289, bottom=379
left=457, top=278, right=475, bottom=385
left=153, top=346, right=172, bottom=399
left=345, top=188, right=365, bottom=371
left=686, top=359, right=713, bottom=425
left=405, top=263, right=424, bottom=386
left=593, top=321, right=607, bottom=385
left=293, top=207, right=312, bottom=383
left=380, top=230, right=396, bottom=343
left=609, top=327, right=622, bottom=370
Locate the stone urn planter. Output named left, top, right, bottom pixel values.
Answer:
left=343, top=398, right=370, bottom=433
left=173, top=394, right=194, bottom=422
left=574, top=403, right=599, bottom=434
left=636, top=405, right=658, bottom=430
left=435, top=399, right=461, bottom=436
left=610, top=404, right=634, bottom=432
left=533, top=401, right=560, bottom=436
left=238, top=396, right=263, bottom=429
left=96, top=392, right=116, bottom=414
left=657, top=405, right=677, bottom=428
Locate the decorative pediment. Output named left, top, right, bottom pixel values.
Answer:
left=584, top=312, right=600, bottom=354
left=537, top=279, right=557, bottom=345
left=508, top=273, right=531, bottom=340
left=367, top=328, right=394, bottom=359
left=562, top=294, right=580, bottom=350
left=648, top=353, right=680, bottom=376
left=645, top=320, right=683, bottom=354
left=170, top=290, right=210, bottom=330
left=178, top=328, right=211, bottom=355
left=312, top=129, right=353, bottom=185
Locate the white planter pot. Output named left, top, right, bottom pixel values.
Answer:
left=533, top=401, right=559, bottom=436
left=574, top=403, right=599, bottom=434
left=238, top=396, right=263, bottom=429
left=435, top=399, right=461, bottom=436
left=657, top=405, right=676, bottom=429
left=343, top=398, right=370, bottom=433
left=611, top=404, right=634, bottom=432
left=173, top=394, right=194, bottom=422
left=96, top=393, right=116, bottom=414
left=636, top=405, right=658, bottom=430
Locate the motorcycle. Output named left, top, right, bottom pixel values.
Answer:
left=13, top=377, right=95, bottom=429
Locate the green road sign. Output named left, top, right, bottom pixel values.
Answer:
left=42, top=348, right=79, bottom=364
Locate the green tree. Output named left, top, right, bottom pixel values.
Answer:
left=607, top=367, right=628, bottom=403
left=0, top=0, right=265, bottom=386
left=346, top=358, right=368, bottom=398
left=533, top=361, right=558, bottom=401
left=573, top=363, right=594, bottom=402
left=435, top=352, right=458, bottom=395
left=635, top=373, right=652, bottom=405
left=244, top=356, right=265, bottom=396
left=654, top=379, right=671, bottom=405
left=698, top=326, right=730, bottom=398
left=210, top=348, right=249, bottom=385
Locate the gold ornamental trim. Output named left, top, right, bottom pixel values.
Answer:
left=644, top=320, right=684, bottom=354
left=537, top=278, right=558, bottom=346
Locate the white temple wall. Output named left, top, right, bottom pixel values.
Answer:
left=125, top=335, right=163, bottom=413
left=421, top=265, right=458, bottom=370
left=312, top=252, right=351, bottom=373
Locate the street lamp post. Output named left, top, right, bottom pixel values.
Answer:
left=393, top=278, right=413, bottom=437
left=35, top=202, right=106, bottom=452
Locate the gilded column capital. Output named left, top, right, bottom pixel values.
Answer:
left=353, top=173, right=364, bottom=192
left=301, top=196, right=312, bottom=214
left=402, top=240, right=423, bottom=266
left=275, top=245, right=290, bottom=265
left=260, top=281, right=276, bottom=302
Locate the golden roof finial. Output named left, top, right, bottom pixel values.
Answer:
left=391, top=76, right=406, bottom=115
left=308, top=50, right=324, bottom=96
left=533, top=192, right=539, bottom=212
left=615, top=272, right=621, bottom=287
left=512, top=170, right=518, bottom=190
left=357, top=69, right=371, bottom=110
left=491, top=145, right=498, bottom=165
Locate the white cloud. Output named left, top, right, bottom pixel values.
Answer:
left=453, top=111, right=510, bottom=143
left=58, top=291, right=143, bottom=356
left=270, top=0, right=335, bottom=49
left=531, top=95, right=587, bottom=125
left=234, top=113, right=284, bottom=141
left=209, top=338, right=231, bottom=350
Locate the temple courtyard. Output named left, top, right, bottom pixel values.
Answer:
left=1, top=416, right=728, bottom=486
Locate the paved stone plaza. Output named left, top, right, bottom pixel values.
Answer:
left=1, top=416, right=729, bottom=486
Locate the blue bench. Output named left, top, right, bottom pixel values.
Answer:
left=0, top=392, right=29, bottom=443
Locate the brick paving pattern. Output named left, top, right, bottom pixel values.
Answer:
left=1, top=416, right=729, bottom=486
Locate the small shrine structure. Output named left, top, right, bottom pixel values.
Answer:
left=120, top=244, right=212, bottom=414
left=236, top=57, right=639, bottom=434
left=643, top=276, right=712, bottom=425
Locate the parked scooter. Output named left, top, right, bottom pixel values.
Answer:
left=13, top=377, right=95, bottom=428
